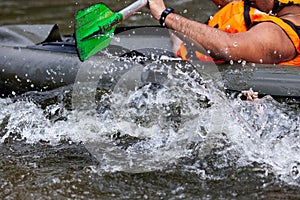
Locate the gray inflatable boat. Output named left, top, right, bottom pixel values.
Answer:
left=0, top=24, right=299, bottom=98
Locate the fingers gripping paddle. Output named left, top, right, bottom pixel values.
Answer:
left=75, top=0, right=148, bottom=61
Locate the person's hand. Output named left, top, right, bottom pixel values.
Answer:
left=148, top=0, right=166, bottom=20
left=242, top=88, right=259, bottom=101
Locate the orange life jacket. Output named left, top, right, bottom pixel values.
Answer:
left=177, top=1, right=300, bottom=66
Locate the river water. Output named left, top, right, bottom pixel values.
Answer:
left=1, top=0, right=300, bottom=199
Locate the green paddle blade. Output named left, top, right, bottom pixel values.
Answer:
left=75, top=3, right=123, bottom=61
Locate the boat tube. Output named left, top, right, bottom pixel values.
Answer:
left=0, top=24, right=299, bottom=98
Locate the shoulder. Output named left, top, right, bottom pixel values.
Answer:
left=247, top=22, right=296, bottom=62
left=249, top=21, right=293, bottom=45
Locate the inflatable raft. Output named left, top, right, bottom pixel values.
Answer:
left=0, top=24, right=299, bottom=98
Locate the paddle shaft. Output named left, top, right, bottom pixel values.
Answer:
left=119, top=0, right=148, bottom=20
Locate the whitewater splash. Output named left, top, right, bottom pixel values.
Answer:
left=0, top=59, right=299, bottom=186
left=231, top=96, right=300, bottom=185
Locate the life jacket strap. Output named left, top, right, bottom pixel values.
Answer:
left=244, top=0, right=252, bottom=29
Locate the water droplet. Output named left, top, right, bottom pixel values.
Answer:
left=225, top=47, right=228, bottom=54
left=226, top=24, right=231, bottom=30
left=259, top=59, right=263, bottom=63
left=290, top=163, right=300, bottom=180
left=230, top=60, right=234, bottom=65
left=242, top=60, right=247, bottom=66
left=233, top=42, right=238, bottom=47
left=183, top=9, right=188, bottom=14
left=114, top=36, right=120, bottom=43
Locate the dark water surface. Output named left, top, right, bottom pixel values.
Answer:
left=0, top=0, right=217, bottom=33
left=1, top=0, right=300, bottom=199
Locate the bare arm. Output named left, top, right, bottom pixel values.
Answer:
left=148, top=0, right=296, bottom=64
left=164, top=13, right=295, bottom=64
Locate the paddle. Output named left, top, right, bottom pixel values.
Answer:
left=75, top=0, right=148, bottom=61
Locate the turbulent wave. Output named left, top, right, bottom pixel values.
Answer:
left=230, top=96, right=300, bottom=185
left=0, top=61, right=299, bottom=186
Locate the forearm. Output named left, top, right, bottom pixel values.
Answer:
left=164, top=13, right=296, bottom=64
left=164, top=13, right=234, bottom=61
left=148, top=0, right=295, bottom=64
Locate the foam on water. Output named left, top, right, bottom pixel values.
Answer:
left=230, top=97, right=300, bottom=185
left=0, top=61, right=299, bottom=186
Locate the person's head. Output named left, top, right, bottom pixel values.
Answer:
left=253, top=0, right=300, bottom=14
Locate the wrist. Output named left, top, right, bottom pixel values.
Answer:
left=159, top=7, right=175, bottom=27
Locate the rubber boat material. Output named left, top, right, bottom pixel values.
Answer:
left=0, top=24, right=299, bottom=98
